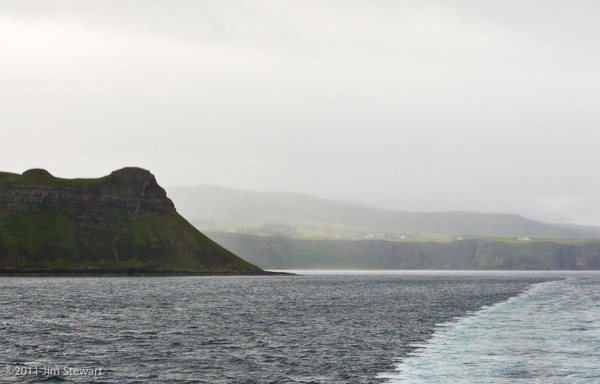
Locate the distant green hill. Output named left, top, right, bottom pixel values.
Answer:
left=167, top=185, right=599, bottom=239
left=0, top=168, right=261, bottom=275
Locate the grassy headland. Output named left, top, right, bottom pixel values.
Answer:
left=0, top=168, right=266, bottom=275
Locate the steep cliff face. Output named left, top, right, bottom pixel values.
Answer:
left=206, top=232, right=600, bottom=270
left=1, top=168, right=173, bottom=216
left=0, top=168, right=261, bottom=274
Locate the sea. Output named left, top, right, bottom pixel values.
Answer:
left=0, top=270, right=598, bottom=383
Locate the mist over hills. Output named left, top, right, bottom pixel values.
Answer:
left=167, top=185, right=600, bottom=240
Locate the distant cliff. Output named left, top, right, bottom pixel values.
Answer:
left=0, top=168, right=261, bottom=275
left=206, top=232, right=600, bottom=270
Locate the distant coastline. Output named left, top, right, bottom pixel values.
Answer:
left=206, top=232, right=600, bottom=271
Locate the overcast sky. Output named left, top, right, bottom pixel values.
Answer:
left=1, top=0, right=599, bottom=225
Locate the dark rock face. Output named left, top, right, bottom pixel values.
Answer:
left=0, top=167, right=260, bottom=274
left=0, top=167, right=174, bottom=223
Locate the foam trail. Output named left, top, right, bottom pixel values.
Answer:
left=379, top=275, right=600, bottom=383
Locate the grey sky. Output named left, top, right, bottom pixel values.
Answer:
left=1, top=0, right=599, bottom=225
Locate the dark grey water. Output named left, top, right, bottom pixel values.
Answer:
left=0, top=272, right=552, bottom=383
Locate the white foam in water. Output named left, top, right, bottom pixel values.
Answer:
left=378, top=275, right=600, bottom=383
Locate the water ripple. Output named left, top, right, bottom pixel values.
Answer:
left=0, top=273, right=550, bottom=383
